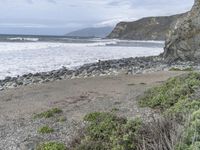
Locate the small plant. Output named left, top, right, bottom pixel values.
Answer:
left=182, top=67, right=193, bottom=71
left=169, top=67, right=193, bottom=71
left=169, top=67, right=182, bottom=71
left=140, top=82, right=146, bottom=85
left=127, top=83, right=136, bottom=86
left=34, top=108, right=63, bottom=118
left=111, top=107, right=119, bottom=112
left=38, top=125, right=54, bottom=134
left=57, top=116, right=66, bottom=122
left=37, top=142, right=67, bottom=150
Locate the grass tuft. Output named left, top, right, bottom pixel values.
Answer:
left=38, top=125, right=54, bottom=134
left=34, top=108, right=63, bottom=119
left=37, top=142, right=66, bottom=150
left=57, top=116, right=67, bottom=122
left=169, top=67, right=193, bottom=71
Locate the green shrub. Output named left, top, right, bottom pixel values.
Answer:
left=169, top=67, right=193, bottom=71
left=38, top=125, right=54, bottom=134
left=34, top=108, right=63, bottom=118
left=176, top=109, right=200, bottom=150
left=139, top=72, right=200, bottom=149
left=139, top=73, right=200, bottom=111
left=37, top=142, right=67, bottom=150
left=73, top=112, right=141, bottom=150
left=166, top=98, right=200, bottom=121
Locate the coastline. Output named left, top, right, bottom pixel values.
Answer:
left=0, top=55, right=199, bottom=91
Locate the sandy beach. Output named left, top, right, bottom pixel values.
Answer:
left=0, top=71, right=184, bottom=123
left=0, top=71, right=186, bottom=149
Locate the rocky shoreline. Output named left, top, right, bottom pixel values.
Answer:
left=0, top=56, right=199, bottom=91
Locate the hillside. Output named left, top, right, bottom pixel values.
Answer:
left=66, top=26, right=113, bottom=38
left=107, top=14, right=186, bottom=41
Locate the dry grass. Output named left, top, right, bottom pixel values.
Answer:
left=136, top=117, right=182, bottom=150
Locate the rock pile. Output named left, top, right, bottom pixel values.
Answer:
left=0, top=56, right=199, bottom=91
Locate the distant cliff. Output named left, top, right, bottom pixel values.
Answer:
left=66, top=27, right=113, bottom=38
left=107, top=14, right=185, bottom=41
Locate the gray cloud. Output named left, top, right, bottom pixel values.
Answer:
left=0, top=0, right=194, bottom=35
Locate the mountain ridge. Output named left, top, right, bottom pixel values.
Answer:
left=107, top=13, right=186, bottom=41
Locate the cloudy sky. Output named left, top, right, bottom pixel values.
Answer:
left=0, top=0, right=194, bottom=35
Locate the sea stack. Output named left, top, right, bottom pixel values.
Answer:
left=164, top=0, right=200, bottom=62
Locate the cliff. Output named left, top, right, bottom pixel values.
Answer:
left=164, top=0, right=200, bottom=62
left=107, top=14, right=185, bottom=41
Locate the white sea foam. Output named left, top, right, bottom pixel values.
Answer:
left=0, top=40, right=164, bottom=79
left=7, top=37, right=39, bottom=42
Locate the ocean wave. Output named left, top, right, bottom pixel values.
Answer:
left=0, top=41, right=164, bottom=79
left=7, top=37, right=39, bottom=42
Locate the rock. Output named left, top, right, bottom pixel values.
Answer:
left=20, top=141, right=38, bottom=150
left=164, top=0, right=200, bottom=62
left=0, top=87, right=4, bottom=91
left=4, top=76, right=11, bottom=82
left=19, top=137, right=44, bottom=150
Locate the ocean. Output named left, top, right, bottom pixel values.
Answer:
left=0, top=34, right=164, bottom=79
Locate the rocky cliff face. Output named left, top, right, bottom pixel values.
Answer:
left=164, top=0, right=200, bottom=62
left=107, top=14, right=184, bottom=41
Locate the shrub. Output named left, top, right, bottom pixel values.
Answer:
left=169, top=67, right=193, bottom=71
left=136, top=118, right=181, bottom=150
left=37, top=142, right=67, bottom=150
left=38, top=125, right=54, bottom=134
left=139, top=72, right=200, bottom=149
left=166, top=98, right=200, bottom=121
left=176, top=109, right=200, bottom=150
left=139, top=73, right=200, bottom=111
left=72, top=112, right=141, bottom=150
left=34, top=108, right=63, bottom=118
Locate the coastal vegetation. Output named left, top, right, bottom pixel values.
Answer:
left=140, top=72, right=200, bottom=149
left=36, top=72, right=200, bottom=150
left=67, top=72, right=200, bottom=149
left=139, top=72, right=200, bottom=111
left=71, top=112, right=142, bottom=150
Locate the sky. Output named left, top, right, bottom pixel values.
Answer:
left=0, top=0, right=194, bottom=35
